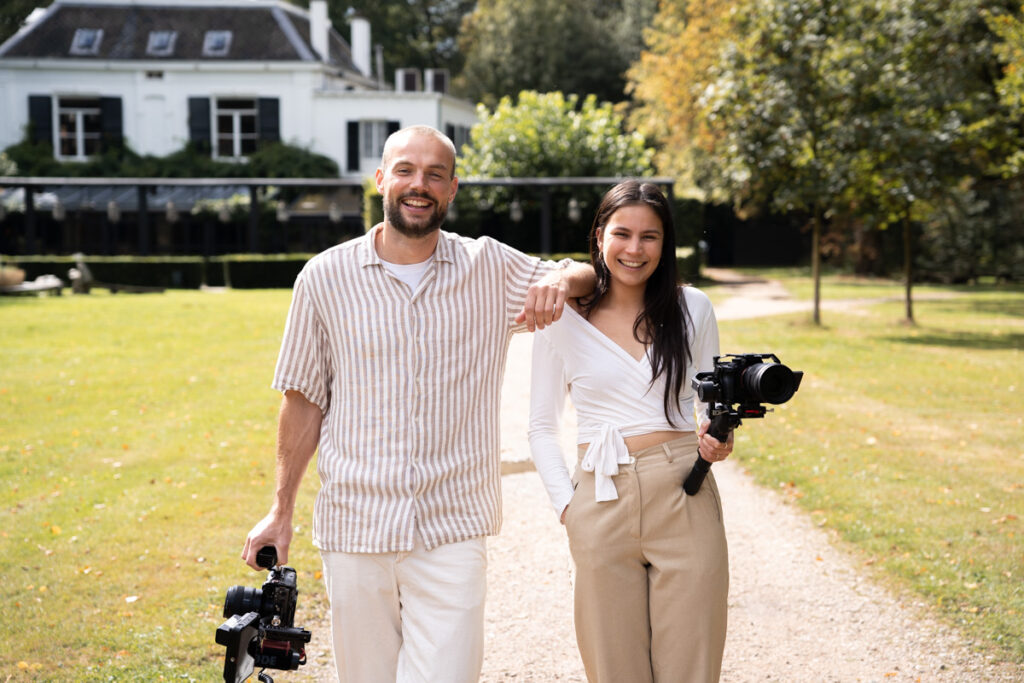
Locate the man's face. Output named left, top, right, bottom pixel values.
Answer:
left=375, top=133, right=458, bottom=239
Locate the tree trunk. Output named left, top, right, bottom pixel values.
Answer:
left=812, top=205, right=822, bottom=325
left=903, top=212, right=914, bottom=324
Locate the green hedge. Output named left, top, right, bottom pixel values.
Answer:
left=1, top=247, right=696, bottom=291
left=0, top=254, right=315, bottom=289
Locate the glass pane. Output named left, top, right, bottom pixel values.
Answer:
left=240, top=114, right=256, bottom=135
left=217, top=138, right=234, bottom=157
left=217, top=114, right=233, bottom=134
left=219, top=99, right=253, bottom=111
left=240, top=137, right=257, bottom=155
left=83, top=136, right=100, bottom=156
left=83, top=112, right=102, bottom=134
left=60, top=137, right=76, bottom=156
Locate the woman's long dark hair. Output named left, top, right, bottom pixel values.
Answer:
left=580, top=180, right=692, bottom=426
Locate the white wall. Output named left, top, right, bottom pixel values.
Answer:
left=0, top=59, right=478, bottom=177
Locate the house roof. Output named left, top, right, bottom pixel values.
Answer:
left=0, top=0, right=358, bottom=71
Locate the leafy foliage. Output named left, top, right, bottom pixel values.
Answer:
left=456, top=90, right=654, bottom=252
left=458, top=90, right=654, bottom=204
left=317, top=0, right=476, bottom=87
left=0, top=0, right=38, bottom=45
left=457, top=0, right=650, bottom=106
left=627, top=0, right=742, bottom=189
left=2, top=137, right=338, bottom=178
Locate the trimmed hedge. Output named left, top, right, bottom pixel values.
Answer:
left=1, top=254, right=315, bottom=289
left=1, top=247, right=697, bottom=291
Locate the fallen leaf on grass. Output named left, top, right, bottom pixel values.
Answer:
left=125, top=595, right=139, bottom=603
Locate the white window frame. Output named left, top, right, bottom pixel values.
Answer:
left=69, top=28, right=103, bottom=55
left=213, top=98, right=258, bottom=160
left=203, top=31, right=232, bottom=57
left=146, top=30, right=178, bottom=56
left=360, top=121, right=389, bottom=161
left=55, top=97, right=102, bottom=161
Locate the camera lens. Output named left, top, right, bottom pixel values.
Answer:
left=742, top=362, right=798, bottom=404
left=224, top=585, right=263, bottom=618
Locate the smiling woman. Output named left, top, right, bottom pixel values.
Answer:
left=528, top=180, right=733, bottom=683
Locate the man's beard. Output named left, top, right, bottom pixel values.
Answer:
left=384, top=191, right=448, bottom=238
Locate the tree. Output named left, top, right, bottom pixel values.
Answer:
left=0, top=1, right=38, bottom=46
left=458, top=90, right=653, bottom=186
left=457, top=0, right=635, bottom=106
left=288, top=1, right=474, bottom=87
left=457, top=91, right=655, bottom=251
left=696, top=0, right=860, bottom=324
left=627, top=0, right=744, bottom=188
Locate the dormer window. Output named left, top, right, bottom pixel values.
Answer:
left=69, top=28, right=103, bottom=55
left=146, top=31, right=177, bottom=57
left=203, top=31, right=232, bottom=57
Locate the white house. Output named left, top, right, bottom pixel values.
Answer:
left=0, top=0, right=477, bottom=177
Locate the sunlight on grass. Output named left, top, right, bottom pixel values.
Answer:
left=703, top=279, right=1024, bottom=664
left=1, top=276, right=1022, bottom=678
left=0, top=290, right=323, bottom=681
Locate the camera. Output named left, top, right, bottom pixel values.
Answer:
left=684, top=353, right=803, bottom=495
left=216, top=546, right=311, bottom=683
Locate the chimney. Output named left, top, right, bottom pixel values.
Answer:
left=350, top=14, right=371, bottom=78
left=309, top=0, right=330, bottom=62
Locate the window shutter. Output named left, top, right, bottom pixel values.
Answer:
left=445, top=124, right=455, bottom=142
left=386, top=120, right=400, bottom=136
left=347, top=121, right=359, bottom=172
left=257, top=97, right=280, bottom=143
left=28, top=95, right=53, bottom=146
left=100, top=97, right=123, bottom=148
left=188, top=97, right=211, bottom=152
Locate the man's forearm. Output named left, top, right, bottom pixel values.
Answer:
left=561, top=261, right=596, bottom=299
left=272, top=390, right=322, bottom=517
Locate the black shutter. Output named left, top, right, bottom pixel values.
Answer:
left=386, top=120, right=400, bottom=136
left=188, top=97, right=211, bottom=152
left=28, top=95, right=52, bottom=146
left=347, top=121, right=359, bottom=172
left=100, top=97, right=123, bottom=149
left=257, top=97, right=280, bottom=143
left=445, top=124, right=455, bottom=143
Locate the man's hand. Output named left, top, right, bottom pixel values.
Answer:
left=515, top=268, right=568, bottom=331
left=242, top=510, right=293, bottom=570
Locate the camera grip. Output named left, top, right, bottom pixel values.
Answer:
left=684, top=413, right=735, bottom=495
left=683, top=455, right=711, bottom=495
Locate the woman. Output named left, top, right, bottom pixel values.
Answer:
left=528, top=180, right=732, bottom=682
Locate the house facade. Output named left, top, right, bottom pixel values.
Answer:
left=0, top=0, right=477, bottom=176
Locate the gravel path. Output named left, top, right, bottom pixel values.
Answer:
left=291, top=274, right=1021, bottom=682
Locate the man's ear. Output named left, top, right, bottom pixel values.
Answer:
left=374, top=167, right=385, bottom=194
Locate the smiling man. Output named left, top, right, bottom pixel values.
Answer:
left=242, top=125, right=595, bottom=682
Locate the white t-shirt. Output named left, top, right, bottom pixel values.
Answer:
left=527, top=286, right=720, bottom=514
left=380, top=255, right=434, bottom=292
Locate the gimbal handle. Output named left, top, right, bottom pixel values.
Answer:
left=683, top=410, right=738, bottom=496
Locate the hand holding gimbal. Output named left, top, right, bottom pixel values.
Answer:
left=684, top=353, right=803, bottom=495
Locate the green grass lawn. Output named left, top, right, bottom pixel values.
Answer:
left=706, top=275, right=1024, bottom=665
left=1, top=276, right=1022, bottom=679
left=1, top=289, right=323, bottom=681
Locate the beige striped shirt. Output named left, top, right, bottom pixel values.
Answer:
left=273, top=226, right=554, bottom=553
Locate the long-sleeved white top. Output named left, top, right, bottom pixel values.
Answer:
left=527, top=286, right=720, bottom=515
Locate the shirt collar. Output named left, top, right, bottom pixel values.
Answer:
left=359, top=224, right=455, bottom=268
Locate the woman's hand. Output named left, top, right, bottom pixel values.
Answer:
left=697, top=421, right=734, bottom=462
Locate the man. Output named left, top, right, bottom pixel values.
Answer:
left=242, top=125, right=594, bottom=682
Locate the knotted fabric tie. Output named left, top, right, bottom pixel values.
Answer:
left=580, top=424, right=631, bottom=502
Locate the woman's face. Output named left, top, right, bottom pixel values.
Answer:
left=597, top=203, right=664, bottom=292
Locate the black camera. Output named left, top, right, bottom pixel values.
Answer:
left=216, top=546, right=311, bottom=683
left=684, top=353, right=803, bottom=495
